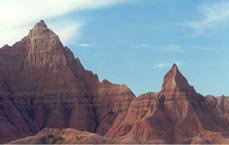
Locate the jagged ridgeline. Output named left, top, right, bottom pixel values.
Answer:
left=0, top=20, right=229, bottom=144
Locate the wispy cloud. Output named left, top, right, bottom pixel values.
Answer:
left=162, top=44, right=184, bottom=52
left=0, top=0, right=128, bottom=47
left=135, top=43, right=152, bottom=48
left=135, top=43, right=184, bottom=52
left=192, top=45, right=217, bottom=50
left=155, top=61, right=183, bottom=69
left=79, top=43, right=93, bottom=48
left=186, top=1, right=229, bottom=35
left=49, top=20, right=85, bottom=45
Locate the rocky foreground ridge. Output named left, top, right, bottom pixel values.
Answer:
left=1, top=20, right=229, bottom=144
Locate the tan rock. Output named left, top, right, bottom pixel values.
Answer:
left=1, top=20, right=229, bottom=144
left=0, top=20, right=135, bottom=143
left=106, top=64, right=229, bottom=144
left=8, top=128, right=116, bottom=144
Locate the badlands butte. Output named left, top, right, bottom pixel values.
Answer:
left=0, top=20, right=229, bottom=144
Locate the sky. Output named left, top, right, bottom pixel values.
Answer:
left=1, top=0, right=229, bottom=96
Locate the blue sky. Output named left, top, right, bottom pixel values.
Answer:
left=1, top=0, right=229, bottom=96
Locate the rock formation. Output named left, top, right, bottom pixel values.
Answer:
left=8, top=128, right=116, bottom=144
left=105, top=64, right=229, bottom=144
left=161, top=63, right=196, bottom=95
left=1, top=20, right=229, bottom=144
left=0, top=20, right=135, bottom=143
left=206, top=95, right=229, bottom=121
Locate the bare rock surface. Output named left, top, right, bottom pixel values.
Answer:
left=0, top=20, right=135, bottom=143
left=161, top=63, right=196, bottom=95
left=8, top=128, right=115, bottom=144
left=105, top=65, right=229, bottom=144
left=1, top=20, right=229, bottom=144
left=206, top=95, right=229, bottom=121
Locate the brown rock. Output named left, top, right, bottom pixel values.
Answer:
left=206, top=95, right=229, bottom=121
left=1, top=20, right=229, bottom=144
left=106, top=64, right=229, bottom=144
left=0, top=20, right=135, bottom=143
left=0, top=20, right=96, bottom=142
left=8, top=128, right=116, bottom=144
left=161, top=63, right=196, bottom=95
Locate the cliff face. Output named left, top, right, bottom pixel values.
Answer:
left=1, top=20, right=229, bottom=144
left=206, top=95, right=229, bottom=121
left=0, top=20, right=86, bottom=96
left=105, top=65, right=229, bottom=144
left=161, top=63, right=196, bottom=95
left=0, top=20, right=135, bottom=143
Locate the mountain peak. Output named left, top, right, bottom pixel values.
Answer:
left=160, top=64, right=196, bottom=94
left=172, top=63, right=178, bottom=70
left=26, top=20, right=62, bottom=47
left=28, top=20, right=57, bottom=39
left=21, top=20, right=65, bottom=67
left=35, top=20, right=47, bottom=28
left=168, top=63, right=179, bottom=75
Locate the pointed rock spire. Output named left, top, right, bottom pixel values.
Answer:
left=23, top=20, right=65, bottom=67
left=28, top=20, right=56, bottom=38
left=160, top=63, right=195, bottom=94
left=35, top=20, right=47, bottom=28
left=26, top=20, right=63, bottom=52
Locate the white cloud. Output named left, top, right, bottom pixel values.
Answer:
left=155, top=61, right=183, bottom=69
left=135, top=43, right=184, bottom=52
left=136, top=44, right=151, bottom=48
left=192, top=45, right=217, bottom=50
left=186, top=1, right=229, bottom=35
left=0, top=0, right=128, bottom=47
left=49, top=20, right=84, bottom=45
left=163, top=44, right=184, bottom=52
left=79, top=43, right=93, bottom=47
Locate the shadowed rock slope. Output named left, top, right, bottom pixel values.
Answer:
left=1, top=21, right=229, bottom=144
left=206, top=95, right=229, bottom=121
left=106, top=64, right=229, bottom=144
left=0, top=20, right=135, bottom=143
